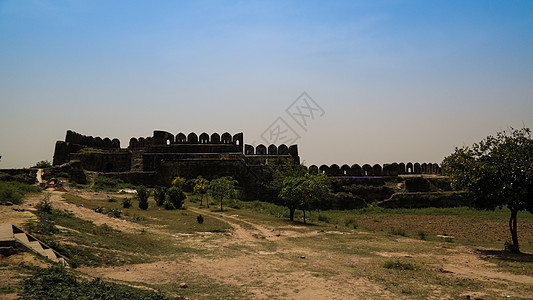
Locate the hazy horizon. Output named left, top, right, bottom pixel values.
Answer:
left=1, top=1, right=532, bottom=169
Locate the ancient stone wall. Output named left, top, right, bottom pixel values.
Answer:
left=308, top=162, right=442, bottom=176
left=65, top=130, right=120, bottom=149
left=129, top=131, right=244, bottom=148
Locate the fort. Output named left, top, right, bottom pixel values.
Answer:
left=45, top=130, right=455, bottom=207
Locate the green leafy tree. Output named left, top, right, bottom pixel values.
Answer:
left=167, top=187, right=186, bottom=209
left=153, top=186, right=168, bottom=206
left=33, top=160, right=52, bottom=168
left=136, top=186, right=151, bottom=210
left=193, top=177, right=209, bottom=207
left=208, top=176, right=238, bottom=211
left=268, top=162, right=308, bottom=191
left=279, top=173, right=330, bottom=223
left=442, top=127, right=533, bottom=253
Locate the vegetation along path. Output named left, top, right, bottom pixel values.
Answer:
left=1, top=189, right=533, bottom=299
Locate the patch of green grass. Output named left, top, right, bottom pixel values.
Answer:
left=20, top=266, right=181, bottom=299
left=0, top=181, right=40, bottom=204
left=92, top=176, right=137, bottom=192
left=27, top=205, right=196, bottom=267
left=62, top=193, right=232, bottom=235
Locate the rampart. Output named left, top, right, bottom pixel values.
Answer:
left=65, top=130, right=120, bottom=149
left=308, top=162, right=442, bottom=177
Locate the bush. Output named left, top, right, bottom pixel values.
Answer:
left=390, top=227, right=406, bottom=236
left=122, top=198, right=132, bottom=208
left=344, top=217, right=357, bottom=228
left=163, top=200, right=175, bottom=210
left=504, top=240, right=519, bottom=253
left=107, top=208, right=122, bottom=218
left=418, top=230, right=426, bottom=240
left=36, top=193, right=53, bottom=213
left=383, top=260, right=414, bottom=270
left=167, top=187, right=185, bottom=209
left=136, top=186, right=151, bottom=210
left=153, top=186, right=168, bottom=206
left=318, top=214, right=330, bottom=223
left=197, top=214, right=204, bottom=224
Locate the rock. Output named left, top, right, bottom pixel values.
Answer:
left=300, top=256, right=306, bottom=259
left=5, top=201, right=13, bottom=206
left=179, top=282, right=188, bottom=288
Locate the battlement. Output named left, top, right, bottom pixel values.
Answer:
left=309, top=162, right=442, bottom=177
left=65, top=130, right=120, bottom=149
left=129, top=130, right=244, bottom=148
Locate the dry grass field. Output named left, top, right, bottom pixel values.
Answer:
left=1, top=189, right=533, bottom=299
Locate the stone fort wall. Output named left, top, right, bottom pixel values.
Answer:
left=309, top=162, right=442, bottom=177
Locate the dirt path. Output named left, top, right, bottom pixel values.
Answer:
left=82, top=206, right=395, bottom=299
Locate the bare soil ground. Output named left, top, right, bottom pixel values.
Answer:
left=1, top=190, right=533, bottom=299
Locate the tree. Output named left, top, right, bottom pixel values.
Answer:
left=278, top=173, right=330, bottom=223
left=167, top=186, right=186, bottom=209
left=136, top=186, right=151, bottom=210
left=208, top=176, right=238, bottom=211
left=442, top=127, right=533, bottom=253
left=33, top=160, right=52, bottom=168
left=193, top=177, right=209, bottom=207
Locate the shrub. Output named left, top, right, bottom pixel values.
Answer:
left=94, top=206, right=105, bottom=214
left=163, top=200, right=175, bottom=210
left=36, top=193, right=53, bottom=213
left=136, top=186, right=151, bottom=210
left=418, top=230, right=426, bottom=240
left=167, top=187, right=185, bottom=209
left=318, top=214, right=330, bottom=223
left=390, top=227, right=406, bottom=236
left=153, top=186, right=168, bottom=206
left=122, top=198, right=132, bottom=208
left=0, top=181, right=40, bottom=205
left=197, top=214, right=204, bottom=224
left=383, top=260, right=414, bottom=270
left=171, top=177, right=186, bottom=188
left=344, top=217, right=357, bottom=228
left=504, top=240, right=519, bottom=253
left=107, top=208, right=122, bottom=218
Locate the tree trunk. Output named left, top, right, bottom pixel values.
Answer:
left=303, top=210, right=306, bottom=224
left=289, top=208, right=295, bottom=221
left=509, top=209, right=520, bottom=253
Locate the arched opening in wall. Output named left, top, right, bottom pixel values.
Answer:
left=236, top=140, right=240, bottom=145
left=166, top=139, right=171, bottom=145
left=406, top=162, right=413, bottom=173
left=105, top=163, right=114, bottom=172
left=199, top=133, right=209, bottom=144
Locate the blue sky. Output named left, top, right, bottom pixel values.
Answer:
left=1, top=0, right=532, bottom=168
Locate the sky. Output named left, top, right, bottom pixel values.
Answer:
left=1, top=0, right=532, bottom=168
